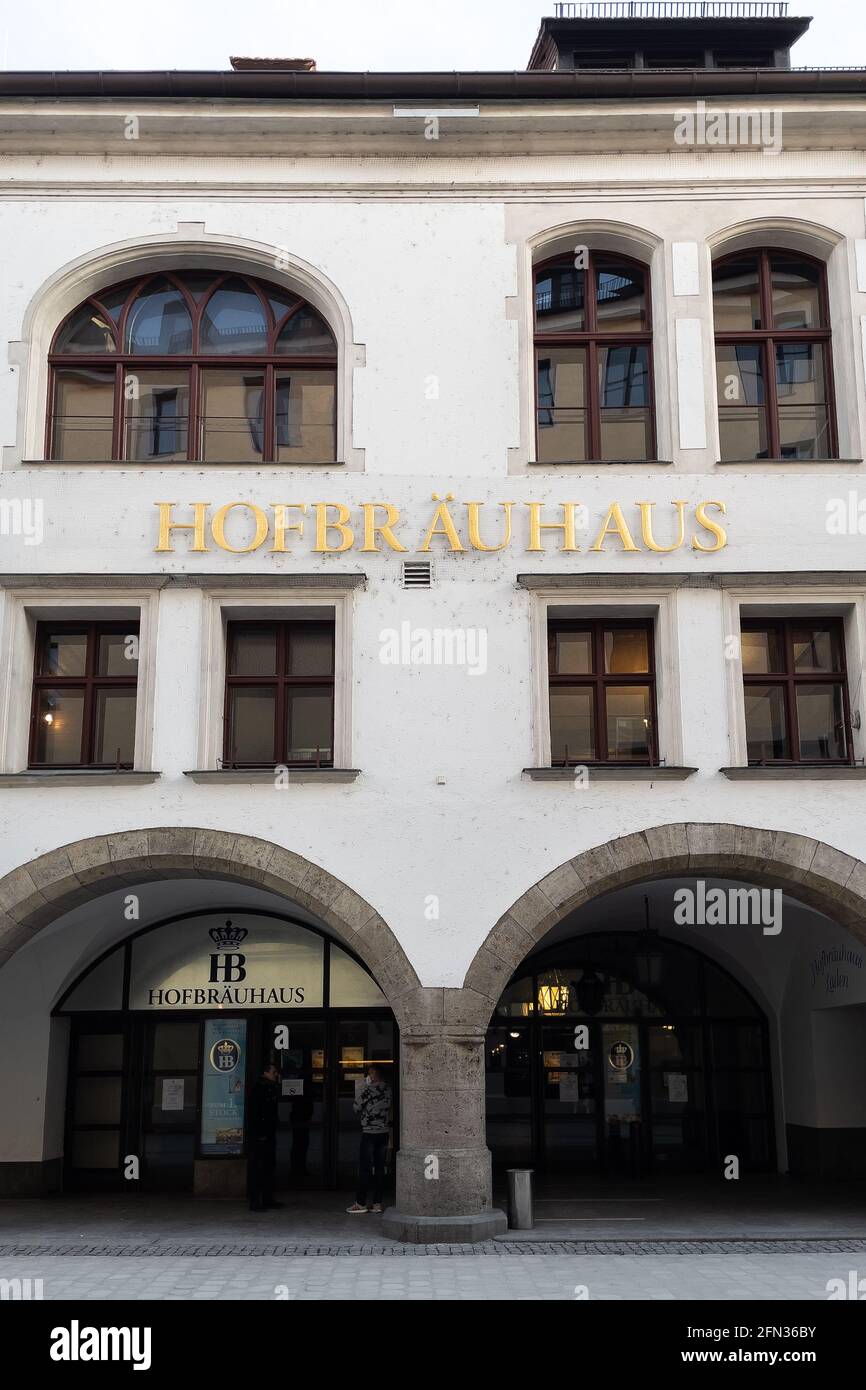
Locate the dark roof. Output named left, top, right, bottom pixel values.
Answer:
left=1, top=67, right=865, bottom=99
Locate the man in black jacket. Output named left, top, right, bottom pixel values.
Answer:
left=247, top=1062, right=283, bottom=1212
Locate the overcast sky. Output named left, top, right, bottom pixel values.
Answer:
left=0, top=0, right=863, bottom=72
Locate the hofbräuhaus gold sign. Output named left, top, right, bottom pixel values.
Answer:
left=155, top=497, right=727, bottom=555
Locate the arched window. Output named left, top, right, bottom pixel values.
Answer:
left=533, top=252, right=655, bottom=463
left=712, top=250, right=836, bottom=461
left=47, top=271, right=338, bottom=463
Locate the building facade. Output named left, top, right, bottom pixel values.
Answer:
left=2, top=2, right=866, bottom=1240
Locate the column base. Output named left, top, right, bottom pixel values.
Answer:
left=382, top=1207, right=507, bottom=1244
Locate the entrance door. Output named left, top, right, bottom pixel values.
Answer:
left=540, top=1022, right=599, bottom=1170
left=138, top=1018, right=200, bottom=1190
left=601, top=1022, right=642, bottom=1174
left=266, top=1018, right=328, bottom=1187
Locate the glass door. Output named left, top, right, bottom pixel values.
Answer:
left=334, top=1018, right=397, bottom=1187
left=66, top=1021, right=127, bottom=1190
left=601, top=1021, right=642, bottom=1175
left=139, top=1018, right=200, bottom=1189
left=540, top=1022, right=599, bottom=1170
left=264, top=1019, right=328, bottom=1188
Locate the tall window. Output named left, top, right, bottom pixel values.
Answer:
left=29, top=622, right=139, bottom=768
left=224, top=620, right=335, bottom=768
left=533, top=252, right=655, bottom=463
left=713, top=251, right=836, bottom=461
left=548, top=619, right=657, bottom=765
left=48, top=272, right=337, bottom=463
left=741, top=618, right=851, bottom=765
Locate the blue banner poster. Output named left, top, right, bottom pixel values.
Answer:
left=200, top=1018, right=247, bottom=1156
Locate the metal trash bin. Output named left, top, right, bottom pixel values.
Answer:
left=506, top=1168, right=534, bottom=1230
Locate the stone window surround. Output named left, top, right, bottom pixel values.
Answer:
left=721, top=585, right=866, bottom=769
left=4, top=227, right=365, bottom=471
left=197, top=587, right=355, bottom=771
left=0, top=587, right=159, bottom=774
left=527, top=584, right=683, bottom=769
left=508, top=214, right=862, bottom=472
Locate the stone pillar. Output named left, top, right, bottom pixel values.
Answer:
left=382, top=1023, right=506, bottom=1243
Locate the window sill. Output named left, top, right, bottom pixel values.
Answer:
left=523, top=765, right=696, bottom=781
left=529, top=458, right=673, bottom=467
left=711, top=467, right=861, bottom=472
left=183, top=768, right=360, bottom=784
left=0, top=769, right=161, bottom=786
left=23, top=459, right=346, bottom=468
left=721, top=765, right=866, bottom=780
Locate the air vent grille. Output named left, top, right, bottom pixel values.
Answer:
left=401, top=560, right=433, bottom=589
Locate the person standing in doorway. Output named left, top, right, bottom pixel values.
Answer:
left=247, top=1062, right=284, bottom=1212
left=346, top=1065, right=393, bottom=1214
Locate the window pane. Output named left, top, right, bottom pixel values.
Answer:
left=745, top=683, right=788, bottom=761
left=605, top=684, right=652, bottom=759
left=276, top=306, right=336, bottom=355
left=287, top=687, right=333, bottom=763
left=55, top=303, right=116, bottom=353
left=712, top=256, right=762, bottom=331
left=741, top=627, right=783, bottom=674
left=33, top=688, right=84, bottom=763
left=227, top=687, right=276, bottom=764
left=604, top=628, right=649, bottom=673
left=71, top=1131, right=120, bottom=1169
left=555, top=630, right=592, bottom=674
left=776, top=342, right=829, bottom=458
left=76, top=1033, right=124, bottom=1070
left=792, top=624, right=842, bottom=672
left=97, top=630, right=139, bottom=676
left=275, top=371, right=336, bottom=463
left=598, top=345, right=651, bottom=460
left=199, top=370, right=264, bottom=463
left=124, top=369, right=189, bottom=461
left=796, top=683, right=847, bottom=761
left=200, top=278, right=268, bottom=353
left=771, top=257, right=823, bottom=330
left=716, top=343, right=767, bottom=459
left=595, top=259, right=647, bottom=331
left=536, top=348, right=587, bottom=462
left=229, top=628, right=277, bottom=675
left=94, top=689, right=137, bottom=765
left=74, top=1075, right=122, bottom=1125
left=151, top=1021, right=199, bottom=1071
left=124, top=279, right=192, bottom=354
left=550, top=686, right=595, bottom=762
left=52, top=368, right=115, bottom=461
left=535, top=265, right=585, bottom=331
left=289, top=627, right=334, bottom=675
left=40, top=631, right=86, bottom=676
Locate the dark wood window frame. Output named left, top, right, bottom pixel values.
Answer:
left=223, top=619, right=336, bottom=769
left=29, top=620, right=139, bottom=769
left=741, top=616, right=852, bottom=766
left=46, top=270, right=338, bottom=463
left=548, top=617, right=659, bottom=766
left=712, top=249, right=838, bottom=462
left=533, top=250, right=657, bottom=463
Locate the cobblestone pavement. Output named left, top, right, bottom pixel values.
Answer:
left=0, top=1252, right=858, bottom=1299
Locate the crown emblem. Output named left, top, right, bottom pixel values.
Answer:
left=209, top=920, right=248, bottom=949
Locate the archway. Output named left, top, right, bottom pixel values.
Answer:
left=0, top=826, right=419, bottom=1019
left=464, top=823, right=866, bottom=1017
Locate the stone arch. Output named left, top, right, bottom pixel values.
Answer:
left=5, top=228, right=364, bottom=467
left=463, top=823, right=866, bottom=1023
left=0, top=827, right=420, bottom=1022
